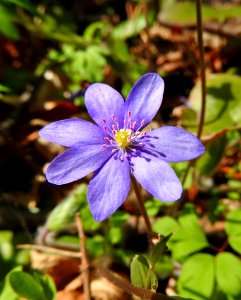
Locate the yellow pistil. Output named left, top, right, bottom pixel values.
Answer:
left=115, top=129, right=131, bottom=149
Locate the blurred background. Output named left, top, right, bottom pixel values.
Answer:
left=0, top=0, right=241, bottom=299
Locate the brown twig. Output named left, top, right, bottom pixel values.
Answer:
left=196, top=0, right=206, bottom=139
left=76, top=213, right=91, bottom=300
left=17, top=244, right=81, bottom=258
left=158, top=19, right=241, bottom=39
left=99, top=267, right=175, bottom=300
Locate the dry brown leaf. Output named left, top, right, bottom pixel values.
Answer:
left=31, top=250, right=80, bottom=289
left=90, top=276, right=128, bottom=300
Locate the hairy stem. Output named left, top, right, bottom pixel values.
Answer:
left=196, top=0, right=206, bottom=138
left=181, top=161, right=193, bottom=185
left=131, top=176, right=152, bottom=236
left=182, top=0, right=206, bottom=186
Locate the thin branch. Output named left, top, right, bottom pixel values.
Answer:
left=76, top=213, right=91, bottom=300
left=158, top=19, right=241, bottom=39
left=196, top=0, right=206, bottom=138
left=182, top=0, right=206, bottom=186
left=17, top=244, right=81, bottom=258
left=99, top=267, right=175, bottom=300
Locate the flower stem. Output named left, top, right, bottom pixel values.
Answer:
left=182, top=0, right=206, bottom=187
left=131, top=176, right=152, bottom=236
left=196, top=0, right=206, bottom=138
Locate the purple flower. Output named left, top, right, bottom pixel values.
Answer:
left=39, top=73, right=205, bottom=221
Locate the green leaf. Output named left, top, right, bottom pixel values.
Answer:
left=159, top=1, right=241, bottom=24
left=110, top=40, right=133, bottom=64
left=108, top=211, right=130, bottom=244
left=216, top=252, right=241, bottom=297
left=0, top=5, right=20, bottom=40
left=130, top=255, right=158, bottom=290
left=225, top=208, right=241, bottom=254
left=177, top=253, right=215, bottom=300
left=46, top=184, right=87, bottom=231
left=0, top=231, right=14, bottom=261
left=1, top=0, right=37, bottom=14
left=9, top=271, right=46, bottom=300
left=181, top=74, right=241, bottom=135
left=112, top=14, right=147, bottom=40
left=225, top=208, right=241, bottom=236
left=54, top=234, right=79, bottom=248
left=0, top=231, right=13, bottom=244
left=145, top=199, right=164, bottom=217
left=0, top=85, right=12, bottom=93
left=154, top=255, right=174, bottom=278
left=153, top=214, right=209, bottom=260
left=83, top=21, right=108, bottom=40
left=81, top=205, right=101, bottom=232
left=33, top=272, right=56, bottom=300
left=109, top=210, right=130, bottom=226
left=86, top=235, right=105, bottom=258
left=58, top=44, right=108, bottom=83
left=15, top=249, right=30, bottom=266
left=228, top=235, right=241, bottom=255
left=196, top=135, right=227, bottom=176
left=171, top=162, right=193, bottom=189
left=149, top=233, right=173, bottom=268
left=172, top=214, right=209, bottom=260
left=108, top=227, right=123, bottom=244
left=130, top=255, right=149, bottom=288
left=152, top=216, right=179, bottom=236
left=0, top=267, right=22, bottom=300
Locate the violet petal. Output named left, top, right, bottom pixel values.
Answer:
left=88, top=155, right=130, bottom=221
left=124, top=73, right=164, bottom=128
left=39, top=118, right=106, bottom=147
left=46, top=144, right=111, bottom=185
left=142, top=126, right=205, bottom=162
left=85, top=83, right=125, bottom=129
left=131, top=155, right=182, bottom=202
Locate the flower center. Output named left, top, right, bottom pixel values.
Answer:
left=115, top=129, right=131, bottom=149
left=101, top=112, right=147, bottom=160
